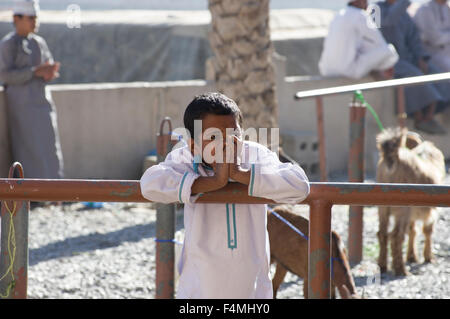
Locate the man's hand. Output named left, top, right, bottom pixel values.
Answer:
left=34, top=61, right=60, bottom=81
left=370, top=67, right=394, bottom=81
left=382, top=67, right=394, bottom=79
left=418, top=58, right=428, bottom=74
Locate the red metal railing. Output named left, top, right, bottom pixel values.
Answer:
left=1, top=173, right=449, bottom=299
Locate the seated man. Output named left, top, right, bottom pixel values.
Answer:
left=319, top=0, right=399, bottom=80
left=377, top=0, right=450, bottom=135
left=414, top=0, right=450, bottom=72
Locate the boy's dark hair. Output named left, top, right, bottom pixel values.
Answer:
left=183, top=92, right=243, bottom=138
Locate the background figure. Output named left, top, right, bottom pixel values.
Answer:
left=414, top=0, right=450, bottom=72
left=0, top=0, right=64, bottom=180
left=319, top=0, right=399, bottom=80
left=377, top=0, right=450, bottom=135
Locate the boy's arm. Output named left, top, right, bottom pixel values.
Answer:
left=229, top=166, right=250, bottom=185
left=191, top=163, right=229, bottom=194
left=248, top=144, right=310, bottom=204
left=140, top=148, right=200, bottom=204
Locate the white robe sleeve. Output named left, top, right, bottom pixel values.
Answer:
left=140, top=148, right=200, bottom=204
left=414, top=5, right=450, bottom=48
left=248, top=144, right=310, bottom=204
left=319, top=7, right=398, bottom=79
left=349, top=12, right=399, bottom=77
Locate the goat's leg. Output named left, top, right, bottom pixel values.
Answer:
left=271, top=262, right=288, bottom=299
left=377, top=206, right=390, bottom=273
left=407, top=220, right=418, bottom=263
left=390, top=210, right=409, bottom=276
left=423, top=219, right=435, bottom=264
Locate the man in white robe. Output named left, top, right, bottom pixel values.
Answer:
left=414, top=0, right=450, bottom=72
left=319, top=0, right=399, bottom=79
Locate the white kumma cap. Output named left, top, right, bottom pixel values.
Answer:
left=13, top=0, right=40, bottom=16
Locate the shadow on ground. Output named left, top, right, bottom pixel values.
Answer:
left=29, top=209, right=185, bottom=266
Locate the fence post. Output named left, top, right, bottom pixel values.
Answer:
left=0, top=162, right=28, bottom=299
left=155, top=117, right=176, bottom=299
left=316, top=96, right=327, bottom=182
left=348, top=96, right=366, bottom=266
left=308, top=200, right=332, bottom=299
left=396, top=86, right=407, bottom=128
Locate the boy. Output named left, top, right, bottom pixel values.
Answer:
left=140, top=92, right=310, bottom=298
left=0, top=0, right=64, bottom=182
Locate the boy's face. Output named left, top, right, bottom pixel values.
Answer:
left=14, top=15, right=39, bottom=36
left=190, top=114, right=241, bottom=166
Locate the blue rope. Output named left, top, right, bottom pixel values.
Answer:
left=269, top=209, right=309, bottom=241
left=154, top=238, right=183, bottom=245
left=269, top=209, right=345, bottom=280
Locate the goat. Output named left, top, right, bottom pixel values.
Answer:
left=267, top=206, right=358, bottom=298
left=375, top=127, right=446, bottom=276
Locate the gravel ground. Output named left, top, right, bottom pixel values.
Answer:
left=14, top=170, right=450, bottom=299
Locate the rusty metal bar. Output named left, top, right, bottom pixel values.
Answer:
left=294, top=72, right=450, bottom=99
left=316, top=96, right=327, bottom=182
left=308, top=200, right=332, bottom=299
left=1, top=178, right=449, bottom=301
left=348, top=99, right=366, bottom=266
left=0, top=163, right=28, bottom=299
left=396, top=86, right=407, bottom=128
left=0, top=180, right=449, bottom=206
left=155, top=117, right=176, bottom=299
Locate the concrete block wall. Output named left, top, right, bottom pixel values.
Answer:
left=1, top=76, right=448, bottom=180
left=0, top=81, right=213, bottom=179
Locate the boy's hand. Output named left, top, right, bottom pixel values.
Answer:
left=191, top=161, right=229, bottom=195
left=212, top=161, right=229, bottom=189
left=229, top=135, right=250, bottom=185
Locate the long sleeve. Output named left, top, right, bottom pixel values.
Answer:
left=248, top=144, right=310, bottom=204
left=0, top=39, right=34, bottom=86
left=37, top=36, right=54, bottom=64
left=347, top=12, right=399, bottom=78
left=140, top=147, right=200, bottom=204
left=348, top=46, right=397, bottom=78
left=414, top=4, right=450, bottom=48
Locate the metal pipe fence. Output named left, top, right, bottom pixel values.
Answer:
left=1, top=173, right=449, bottom=299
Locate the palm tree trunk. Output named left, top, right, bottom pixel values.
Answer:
left=207, top=0, right=278, bottom=141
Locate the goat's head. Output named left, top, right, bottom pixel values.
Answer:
left=376, top=127, right=409, bottom=166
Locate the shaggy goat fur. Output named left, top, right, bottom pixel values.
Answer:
left=267, top=206, right=358, bottom=299
left=376, top=127, right=446, bottom=276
